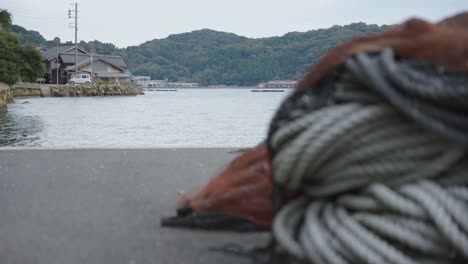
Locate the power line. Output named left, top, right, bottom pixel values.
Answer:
left=10, top=14, right=66, bottom=22
left=25, top=18, right=67, bottom=26
left=9, top=11, right=64, bottom=19
left=0, top=3, right=63, bottom=16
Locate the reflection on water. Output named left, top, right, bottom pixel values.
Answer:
left=0, top=111, right=45, bottom=147
left=0, top=89, right=290, bottom=147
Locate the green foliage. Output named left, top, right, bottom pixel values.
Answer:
left=79, top=40, right=119, bottom=55
left=95, top=79, right=108, bottom=86
left=124, top=25, right=390, bottom=86
left=0, top=9, right=12, bottom=31
left=12, top=21, right=390, bottom=86
left=10, top=25, right=46, bottom=45
left=18, top=44, right=46, bottom=82
left=10, top=25, right=60, bottom=48
left=0, top=31, right=21, bottom=85
left=0, top=10, right=45, bottom=85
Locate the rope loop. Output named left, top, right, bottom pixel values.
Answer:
left=269, top=49, right=468, bottom=263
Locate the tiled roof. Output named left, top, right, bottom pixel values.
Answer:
left=39, top=44, right=88, bottom=60
left=59, top=53, right=90, bottom=65
left=63, top=56, right=128, bottom=73
left=55, top=49, right=129, bottom=73
left=95, top=55, right=128, bottom=69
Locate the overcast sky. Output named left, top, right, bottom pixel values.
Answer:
left=1, top=0, right=466, bottom=48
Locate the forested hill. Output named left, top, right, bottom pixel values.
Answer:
left=12, top=23, right=390, bottom=86
left=125, top=23, right=390, bottom=85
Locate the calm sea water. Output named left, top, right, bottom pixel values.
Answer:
left=0, top=88, right=290, bottom=147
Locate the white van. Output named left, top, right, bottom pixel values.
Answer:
left=69, top=74, right=91, bottom=85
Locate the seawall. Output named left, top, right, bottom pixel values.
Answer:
left=11, top=82, right=144, bottom=98
left=0, top=147, right=267, bottom=264
left=0, top=82, right=14, bottom=112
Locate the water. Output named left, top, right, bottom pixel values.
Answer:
left=0, top=89, right=290, bottom=147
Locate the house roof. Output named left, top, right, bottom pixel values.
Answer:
left=95, top=55, right=128, bottom=69
left=39, top=44, right=88, bottom=60
left=39, top=44, right=74, bottom=60
left=63, top=57, right=128, bottom=73
left=59, top=53, right=90, bottom=65
left=43, top=46, right=129, bottom=74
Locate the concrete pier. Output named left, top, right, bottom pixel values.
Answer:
left=0, top=148, right=268, bottom=264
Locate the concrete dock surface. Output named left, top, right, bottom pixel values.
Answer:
left=0, top=148, right=269, bottom=264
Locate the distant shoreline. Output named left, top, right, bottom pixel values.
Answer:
left=144, top=86, right=294, bottom=90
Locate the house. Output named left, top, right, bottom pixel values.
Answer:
left=38, top=44, right=131, bottom=85
left=63, top=54, right=131, bottom=85
left=133, top=76, right=151, bottom=87
left=257, top=80, right=297, bottom=88
left=37, top=43, right=88, bottom=84
left=141, top=80, right=199, bottom=89
left=134, top=77, right=199, bottom=89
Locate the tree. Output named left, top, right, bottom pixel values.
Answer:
left=18, top=44, right=46, bottom=82
left=121, top=25, right=389, bottom=86
left=8, top=19, right=390, bottom=86
left=0, top=31, right=21, bottom=84
left=0, top=10, right=45, bottom=85
left=10, top=25, right=46, bottom=45
left=0, top=9, right=12, bottom=31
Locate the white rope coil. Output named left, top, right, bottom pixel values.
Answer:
left=269, top=49, right=468, bottom=263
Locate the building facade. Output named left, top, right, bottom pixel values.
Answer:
left=257, top=80, right=297, bottom=88
left=38, top=44, right=131, bottom=85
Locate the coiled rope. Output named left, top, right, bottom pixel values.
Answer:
left=269, top=49, right=468, bottom=263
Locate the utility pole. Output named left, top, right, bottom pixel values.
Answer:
left=68, top=3, right=78, bottom=78
left=90, top=52, right=93, bottom=84
left=56, top=44, right=59, bottom=84
left=90, top=42, right=94, bottom=84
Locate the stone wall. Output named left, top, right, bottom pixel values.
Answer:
left=11, top=83, right=144, bottom=98
left=13, top=87, right=42, bottom=97
left=0, top=82, right=14, bottom=112
left=49, top=85, right=142, bottom=97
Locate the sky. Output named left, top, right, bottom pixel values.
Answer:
left=0, top=0, right=466, bottom=48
